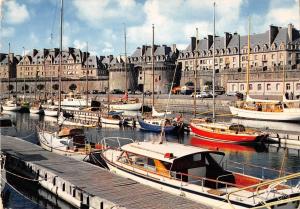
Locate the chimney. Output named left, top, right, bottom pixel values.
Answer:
left=8, top=53, right=14, bottom=63
left=269, top=25, right=279, bottom=45
left=288, top=23, right=294, bottom=42
left=171, top=44, right=177, bottom=52
left=224, top=32, right=232, bottom=48
left=190, top=37, right=196, bottom=51
left=207, top=35, right=213, bottom=50
left=33, top=49, right=38, bottom=57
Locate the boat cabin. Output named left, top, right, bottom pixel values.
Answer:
left=116, top=142, right=246, bottom=189
left=57, top=127, right=85, bottom=147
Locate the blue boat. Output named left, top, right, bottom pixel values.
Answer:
left=137, top=117, right=176, bottom=133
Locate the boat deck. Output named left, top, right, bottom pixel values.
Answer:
left=1, top=136, right=210, bottom=209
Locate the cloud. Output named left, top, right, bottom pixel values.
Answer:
left=2, top=27, right=15, bottom=37
left=73, top=40, right=87, bottom=50
left=72, top=0, right=144, bottom=27
left=4, top=0, right=30, bottom=24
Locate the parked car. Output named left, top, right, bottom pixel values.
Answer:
left=135, top=90, right=143, bottom=95
left=225, top=91, right=240, bottom=96
left=191, top=92, right=213, bottom=98
left=111, top=89, right=125, bottom=94
left=144, top=90, right=152, bottom=96
left=92, top=90, right=98, bottom=94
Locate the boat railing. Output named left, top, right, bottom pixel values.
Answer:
left=223, top=159, right=292, bottom=180
left=101, top=137, right=135, bottom=150
left=227, top=172, right=300, bottom=209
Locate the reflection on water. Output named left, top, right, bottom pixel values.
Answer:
left=1, top=112, right=300, bottom=209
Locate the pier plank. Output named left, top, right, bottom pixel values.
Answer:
left=1, top=136, right=211, bottom=209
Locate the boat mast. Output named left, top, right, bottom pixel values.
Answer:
left=50, top=33, right=53, bottom=100
left=124, top=23, right=128, bottom=94
left=86, top=42, right=89, bottom=108
left=152, top=24, right=155, bottom=108
left=282, top=62, right=285, bottom=98
left=142, top=45, right=145, bottom=114
left=43, top=49, right=47, bottom=100
left=22, top=47, right=26, bottom=100
left=108, top=71, right=110, bottom=112
left=58, top=0, right=63, bottom=115
left=193, top=28, right=199, bottom=118
left=8, top=43, right=11, bottom=99
left=212, top=2, right=216, bottom=121
left=246, top=16, right=250, bottom=96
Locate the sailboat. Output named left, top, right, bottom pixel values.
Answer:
left=2, top=44, right=21, bottom=112
left=36, top=0, right=89, bottom=156
left=108, top=25, right=142, bottom=111
left=190, top=6, right=267, bottom=143
left=229, top=19, right=300, bottom=121
left=137, top=25, right=176, bottom=133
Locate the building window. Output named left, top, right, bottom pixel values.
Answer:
left=257, top=84, right=262, bottom=91
left=296, top=83, right=300, bottom=90
left=232, top=57, right=236, bottom=62
left=267, top=84, right=271, bottom=91
left=276, top=83, right=280, bottom=91
left=271, top=54, right=275, bottom=59
left=249, top=84, right=253, bottom=90
left=286, top=83, right=291, bottom=90
left=240, top=84, right=244, bottom=91
left=231, top=84, right=236, bottom=91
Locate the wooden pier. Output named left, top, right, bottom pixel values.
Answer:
left=1, top=136, right=210, bottom=209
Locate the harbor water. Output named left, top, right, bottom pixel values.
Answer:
left=2, top=112, right=300, bottom=209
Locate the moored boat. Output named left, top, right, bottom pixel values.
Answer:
left=108, top=102, right=142, bottom=111
left=190, top=118, right=268, bottom=143
left=43, top=105, right=58, bottom=117
left=100, top=138, right=300, bottom=209
left=138, top=117, right=176, bottom=133
left=229, top=97, right=300, bottom=121
left=0, top=114, right=17, bottom=137
left=37, top=126, right=93, bottom=160
left=30, top=102, right=44, bottom=114
left=1, top=100, right=21, bottom=112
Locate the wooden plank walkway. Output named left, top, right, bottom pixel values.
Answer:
left=1, top=136, right=211, bottom=209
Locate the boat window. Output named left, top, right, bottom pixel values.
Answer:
left=0, top=119, right=12, bottom=127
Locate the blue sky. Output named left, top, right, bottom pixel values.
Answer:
left=1, top=0, right=299, bottom=56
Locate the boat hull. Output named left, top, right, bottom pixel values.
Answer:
left=37, top=131, right=86, bottom=161
left=109, top=103, right=142, bottom=111
left=30, top=108, right=44, bottom=114
left=229, top=106, right=300, bottom=121
left=44, top=109, right=58, bottom=117
left=138, top=118, right=176, bottom=133
left=190, top=123, right=261, bottom=143
left=101, top=116, right=122, bottom=125
left=2, top=105, right=21, bottom=112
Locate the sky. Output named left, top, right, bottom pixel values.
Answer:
left=0, top=0, right=299, bottom=56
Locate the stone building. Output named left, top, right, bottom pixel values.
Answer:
left=5, top=47, right=109, bottom=95
left=108, top=56, right=136, bottom=92
left=0, top=53, right=21, bottom=93
left=177, top=24, right=300, bottom=96
left=128, top=44, right=180, bottom=94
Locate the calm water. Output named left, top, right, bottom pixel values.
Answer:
left=2, top=112, right=300, bottom=209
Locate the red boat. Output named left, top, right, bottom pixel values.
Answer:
left=189, top=118, right=268, bottom=144
left=190, top=136, right=256, bottom=152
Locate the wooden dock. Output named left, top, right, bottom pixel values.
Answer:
left=1, top=136, right=211, bottom=209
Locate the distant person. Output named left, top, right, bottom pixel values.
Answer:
left=290, top=92, right=294, bottom=100
left=285, top=92, right=289, bottom=99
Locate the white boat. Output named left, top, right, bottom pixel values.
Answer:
left=229, top=105, right=300, bottom=121
left=54, top=92, right=91, bottom=107
left=100, top=138, right=300, bottom=209
left=37, top=126, right=91, bottom=161
left=152, top=107, right=172, bottom=117
left=30, top=103, right=44, bottom=114
left=1, top=100, right=21, bottom=112
left=0, top=114, right=17, bottom=137
left=43, top=106, right=58, bottom=117
left=108, top=102, right=142, bottom=111
left=100, top=113, right=124, bottom=126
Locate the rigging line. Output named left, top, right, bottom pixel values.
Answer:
left=1, top=176, right=39, bottom=206
left=50, top=0, right=59, bottom=38
left=2, top=169, right=47, bottom=182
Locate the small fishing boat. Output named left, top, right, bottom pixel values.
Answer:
left=100, top=111, right=126, bottom=126
left=152, top=107, right=172, bottom=117
left=190, top=118, right=268, bottom=143
left=100, top=138, right=300, bottom=209
left=0, top=114, right=17, bottom=137
left=37, top=126, right=93, bottom=160
left=30, top=102, right=44, bottom=114
left=138, top=117, right=176, bottom=133
left=108, top=102, right=142, bottom=111
left=43, top=105, right=58, bottom=117
left=1, top=100, right=21, bottom=112
left=54, top=92, right=92, bottom=108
